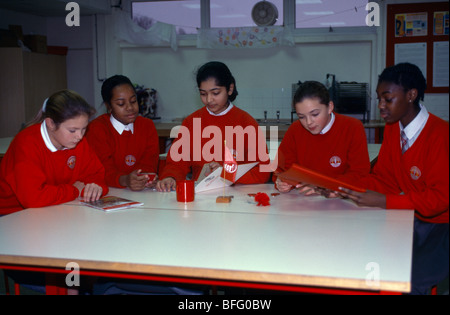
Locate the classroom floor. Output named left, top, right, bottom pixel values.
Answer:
left=0, top=269, right=448, bottom=295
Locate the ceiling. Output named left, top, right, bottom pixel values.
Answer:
left=0, top=0, right=112, bottom=16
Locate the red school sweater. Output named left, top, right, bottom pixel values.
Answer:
left=86, top=114, right=160, bottom=188
left=360, top=114, right=449, bottom=223
left=0, top=124, right=109, bottom=215
left=275, top=113, right=371, bottom=184
left=160, top=106, right=271, bottom=184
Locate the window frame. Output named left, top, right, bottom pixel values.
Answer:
left=128, top=0, right=377, bottom=44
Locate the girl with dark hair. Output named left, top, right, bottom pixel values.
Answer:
left=340, top=63, right=449, bottom=294
left=0, top=89, right=108, bottom=215
left=86, top=75, right=159, bottom=191
left=157, top=61, right=270, bottom=192
left=274, top=80, right=370, bottom=196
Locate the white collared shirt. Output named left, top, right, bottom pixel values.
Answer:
left=320, top=112, right=335, bottom=135
left=399, top=104, right=429, bottom=149
left=40, top=121, right=59, bottom=152
left=110, top=114, right=134, bottom=134
left=206, top=103, right=234, bottom=116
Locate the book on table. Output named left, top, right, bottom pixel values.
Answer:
left=80, top=196, right=144, bottom=212
left=277, top=163, right=366, bottom=193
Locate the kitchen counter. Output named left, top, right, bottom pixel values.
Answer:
left=154, top=120, right=384, bottom=141
left=154, top=119, right=385, bottom=153
left=154, top=121, right=290, bottom=139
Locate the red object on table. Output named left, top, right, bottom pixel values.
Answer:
left=255, top=192, right=270, bottom=206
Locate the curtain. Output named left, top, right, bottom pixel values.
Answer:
left=113, top=11, right=178, bottom=51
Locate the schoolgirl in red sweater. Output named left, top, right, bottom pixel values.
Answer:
left=274, top=81, right=370, bottom=196
left=157, top=61, right=270, bottom=192
left=0, top=90, right=108, bottom=215
left=86, top=75, right=159, bottom=191
left=340, top=63, right=449, bottom=294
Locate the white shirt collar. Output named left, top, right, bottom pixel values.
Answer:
left=206, top=103, right=234, bottom=116
left=110, top=114, right=134, bottom=134
left=399, top=104, right=429, bottom=140
left=40, top=121, right=59, bottom=152
left=320, top=112, right=335, bottom=135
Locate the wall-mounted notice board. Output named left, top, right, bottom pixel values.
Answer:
left=387, top=2, right=449, bottom=93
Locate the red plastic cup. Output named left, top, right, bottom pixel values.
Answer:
left=176, top=180, right=195, bottom=202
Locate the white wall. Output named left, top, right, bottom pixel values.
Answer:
left=46, top=15, right=97, bottom=111
left=113, top=0, right=449, bottom=122
left=1, top=0, right=449, bottom=128
left=122, top=41, right=373, bottom=121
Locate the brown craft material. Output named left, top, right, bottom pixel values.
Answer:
left=216, top=196, right=233, bottom=203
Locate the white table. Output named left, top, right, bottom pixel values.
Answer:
left=0, top=184, right=414, bottom=294
left=0, top=137, right=13, bottom=157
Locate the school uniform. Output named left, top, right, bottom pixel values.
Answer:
left=160, top=104, right=270, bottom=184
left=0, top=122, right=108, bottom=215
left=360, top=106, right=449, bottom=294
left=85, top=114, right=159, bottom=188
left=275, top=112, right=371, bottom=184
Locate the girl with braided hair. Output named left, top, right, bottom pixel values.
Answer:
left=340, top=63, right=449, bottom=294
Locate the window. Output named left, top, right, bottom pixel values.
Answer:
left=210, top=0, right=284, bottom=28
left=132, top=1, right=200, bottom=35
left=131, top=0, right=372, bottom=36
left=296, top=0, right=369, bottom=29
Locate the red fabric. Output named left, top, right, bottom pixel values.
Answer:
left=161, top=106, right=270, bottom=184
left=275, top=113, right=371, bottom=184
left=0, top=124, right=108, bottom=215
left=255, top=192, right=270, bottom=206
left=85, top=114, right=160, bottom=188
left=359, top=114, right=449, bottom=223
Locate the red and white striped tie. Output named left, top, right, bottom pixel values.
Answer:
left=401, top=130, right=409, bottom=154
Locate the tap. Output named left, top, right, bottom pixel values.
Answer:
left=276, top=110, right=280, bottom=123
left=264, top=111, right=267, bottom=123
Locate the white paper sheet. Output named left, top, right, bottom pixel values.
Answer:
left=195, top=162, right=258, bottom=193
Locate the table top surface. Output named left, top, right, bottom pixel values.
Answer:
left=0, top=184, right=413, bottom=292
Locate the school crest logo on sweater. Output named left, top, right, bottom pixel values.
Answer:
left=409, top=166, right=421, bottom=180
left=67, top=156, right=76, bottom=169
left=329, top=156, right=342, bottom=168
left=125, top=155, right=136, bottom=166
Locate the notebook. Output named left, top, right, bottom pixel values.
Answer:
left=277, top=163, right=366, bottom=193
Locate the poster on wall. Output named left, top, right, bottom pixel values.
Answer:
left=433, top=11, right=449, bottom=35
left=395, top=12, right=428, bottom=37
left=433, top=41, right=449, bottom=87
left=395, top=42, right=427, bottom=79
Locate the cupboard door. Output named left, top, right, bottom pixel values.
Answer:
left=23, top=51, right=67, bottom=122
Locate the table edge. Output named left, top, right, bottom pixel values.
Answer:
left=0, top=254, right=410, bottom=293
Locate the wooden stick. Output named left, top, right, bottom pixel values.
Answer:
left=222, top=140, right=226, bottom=198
